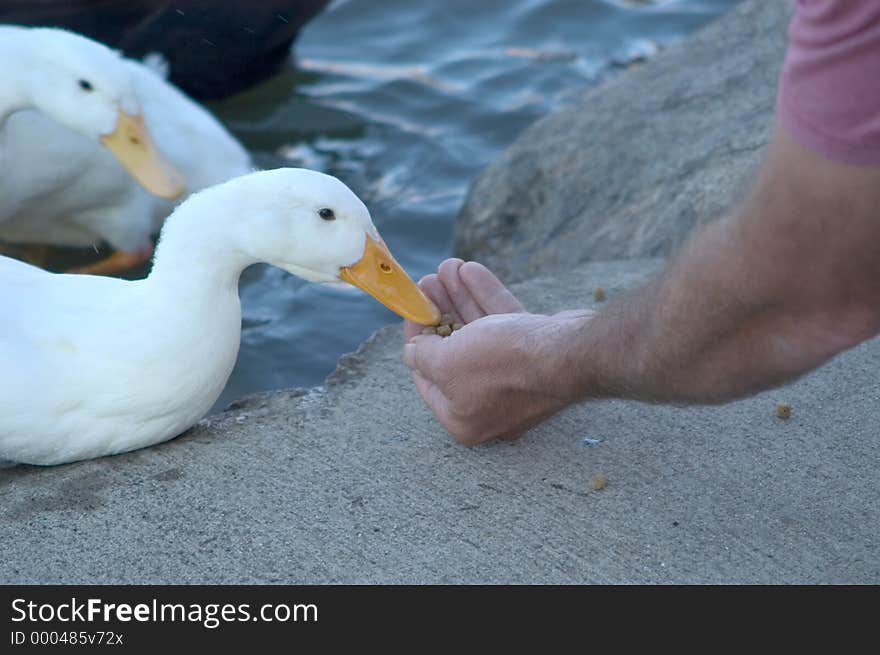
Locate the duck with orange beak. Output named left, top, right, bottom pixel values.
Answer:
left=0, top=26, right=203, bottom=273
left=0, top=168, right=439, bottom=465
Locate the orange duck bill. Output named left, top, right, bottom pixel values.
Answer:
left=100, top=111, right=186, bottom=199
left=340, top=236, right=441, bottom=326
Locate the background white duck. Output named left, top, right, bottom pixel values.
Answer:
left=0, top=26, right=251, bottom=274
left=0, top=168, right=440, bottom=466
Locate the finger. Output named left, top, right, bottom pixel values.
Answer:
left=411, top=366, right=494, bottom=445
left=410, top=370, right=456, bottom=430
left=459, top=261, right=526, bottom=315
left=411, top=373, right=482, bottom=445
left=402, top=335, right=446, bottom=379
left=438, top=258, right=485, bottom=323
left=404, top=274, right=456, bottom=339
left=411, top=369, right=446, bottom=407
left=403, top=319, right=423, bottom=341
left=419, top=274, right=459, bottom=322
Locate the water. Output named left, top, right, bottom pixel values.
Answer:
left=208, top=0, right=739, bottom=410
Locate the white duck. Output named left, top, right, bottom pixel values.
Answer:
left=0, top=168, right=440, bottom=466
left=0, top=26, right=250, bottom=273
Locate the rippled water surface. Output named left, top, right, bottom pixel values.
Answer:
left=209, top=0, right=739, bottom=410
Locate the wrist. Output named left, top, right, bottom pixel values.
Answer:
left=533, top=310, right=597, bottom=404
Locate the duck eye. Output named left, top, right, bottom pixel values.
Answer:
left=78, top=79, right=94, bottom=92
left=318, top=208, right=336, bottom=221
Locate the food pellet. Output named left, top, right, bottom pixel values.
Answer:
left=590, top=473, right=608, bottom=491
left=425, top=313, right=462, bottom=338
left=776, top=402, right=792, bottom=419
left=593, top=287, right=606, bottom=302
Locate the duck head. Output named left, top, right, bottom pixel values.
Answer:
left=19, top=28, right=185, bottom=199
left=223, top=168, right=441, bottom=325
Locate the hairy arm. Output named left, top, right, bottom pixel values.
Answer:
left=566, top=125, right=880, bottom=404
left=404, top=125, right=880, bottom=444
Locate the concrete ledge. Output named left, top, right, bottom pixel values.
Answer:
left=3, top=258, right=877, bottom=583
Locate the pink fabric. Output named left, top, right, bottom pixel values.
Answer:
left=777, top=0, right=880, bottom=165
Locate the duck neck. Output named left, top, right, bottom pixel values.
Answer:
left=145, top=188, right=254, bottom=299
left=0, top=29, right=34, bottom=126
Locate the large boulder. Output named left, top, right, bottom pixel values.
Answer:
left=455, top=0, right=791, bottom=283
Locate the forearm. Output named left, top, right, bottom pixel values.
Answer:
left=564, top=219, right=838, bottom=403
left=552, top=128, right=880, bottom=405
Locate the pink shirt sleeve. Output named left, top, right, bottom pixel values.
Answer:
left=777, top=0, right=880, bottom=165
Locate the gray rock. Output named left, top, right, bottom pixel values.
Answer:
left=3, top=258, right=878, bottom=584
left=455, top=0, right=791, bottom=283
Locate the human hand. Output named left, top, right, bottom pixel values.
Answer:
left=403, top=259, right=592, bottom=445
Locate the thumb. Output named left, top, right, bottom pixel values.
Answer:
left=402, top=334, right=445, bottom=379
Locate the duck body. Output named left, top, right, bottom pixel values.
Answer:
left=0, top=168, right=440, bottom=466
left=0, top=255, right=242, bottom=464
left=0, top=26, right=250, bottom=253
left=0, top=113, right=156, bottom=250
